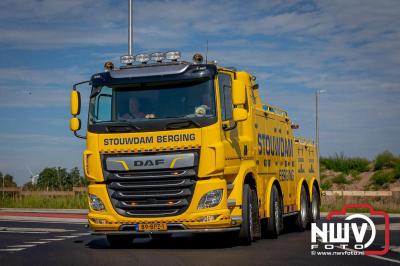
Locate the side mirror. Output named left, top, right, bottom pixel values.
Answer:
left=70, top=117, right=81, bottom=131
left=233, top=107, right=247, bottom=122
left=232, top=80, right=246, bottom=105
left=70, top=90, right=81, bottom=116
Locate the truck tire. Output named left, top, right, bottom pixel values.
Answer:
left=295, top=186, right=309, bottom=231
left=310, top=185, right=320, bottom=223
left=106, top=234, right=135, bottom=248
left=238, top=184, right=260, bottom=245
left=266, top=185, right=282, bottom=238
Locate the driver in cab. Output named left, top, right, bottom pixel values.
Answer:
left=119, top=97, right=146, bottom=120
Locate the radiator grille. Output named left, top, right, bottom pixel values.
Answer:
left=105, top=161, right=197, bottom=217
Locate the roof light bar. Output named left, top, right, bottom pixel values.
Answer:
left=119, top=50, right=181, bottom=65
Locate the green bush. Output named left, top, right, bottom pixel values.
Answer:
left=374, top=151, right=399, bottom=170
left=332, top=173, right=349, bottom=184
left=393, top=162, right=400, bottom=179
left=320, top=153, right=369, bottom=174
left=320, top=181, right=332, bottom=190
left=370, top=170, right=394, bottom=187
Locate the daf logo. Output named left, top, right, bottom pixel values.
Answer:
left=106, top=153, right=195, bottom=171
left=133, top=159, right=165, bottom=167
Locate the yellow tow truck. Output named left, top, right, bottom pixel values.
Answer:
left=69, top=51, right=320, bottom=246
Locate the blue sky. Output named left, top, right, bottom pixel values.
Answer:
left=1, top=0, right=399, bottom=185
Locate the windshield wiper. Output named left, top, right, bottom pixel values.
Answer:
left=165, top=118, right=201, bottom=129
left=101, top=120, right=141, bottom=132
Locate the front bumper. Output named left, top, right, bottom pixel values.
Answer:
left=88, top=177, right=241, bottom=232
left=91, top=226, right=240, bottom=236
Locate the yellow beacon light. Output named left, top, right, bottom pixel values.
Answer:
left=192, top=53, right=203, bottom=64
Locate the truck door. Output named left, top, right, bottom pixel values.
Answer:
left=218, top=72, right=241, bottom=171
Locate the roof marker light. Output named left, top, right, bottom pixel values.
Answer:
left=150, top=52, right=165, bottom=63
left=165, top=51, right=181, bottom=61
left=135, top=53, right=150, bottom=64
left=120, top=55, right=134, bottom=64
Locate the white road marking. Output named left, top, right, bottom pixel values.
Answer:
left=336, top=246, right=400, bottom=264
left=40, top=238, right=65, bottom=241
left=0, top=248, right=25, bottom=252
left=8, top=244, right=36, bottom=248
left=0, top=216, right=86, bottom=224
left=388, top=246, right=400, bottom=253
left=375, top=223, right=400, bottom=231
left=58, top=235, right=78, bottom=238
left=25, top=241, right=49, bottom=244
left=0, top=231, right=47, bottom=234
left=0, top=227, right=75, bottom=233
left=72, top=232, right=90, bottom=236
left=316, top=236, right=400, bottom=264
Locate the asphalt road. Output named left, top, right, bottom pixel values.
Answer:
left=0, top=217, right=399, bottom=266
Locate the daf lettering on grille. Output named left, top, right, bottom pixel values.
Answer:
left=106, top=153, right=195, bottom=171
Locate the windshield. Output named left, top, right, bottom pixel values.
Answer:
left=89, top=79, right=216, bottom=124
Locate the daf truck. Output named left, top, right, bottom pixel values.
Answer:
left=69, top=51, right=320, bottom=246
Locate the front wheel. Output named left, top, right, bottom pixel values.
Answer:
left=238, top=184, right=261, bottom=245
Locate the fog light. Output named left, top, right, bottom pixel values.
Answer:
left=89, top=194, right=105, bottom=211
left=197, top=189, right=223, bottom=209
left=197, top=215, right=219, bottom=222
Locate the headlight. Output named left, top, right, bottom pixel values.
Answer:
left=197, top=189, right=223, bottom=209
left=89, top=194, right=105, bottom=211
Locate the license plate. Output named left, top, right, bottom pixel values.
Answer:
left=137, top=223, right=168, bottom=231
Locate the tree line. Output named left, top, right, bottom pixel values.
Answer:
left=1, top=167, right=87, bottom=191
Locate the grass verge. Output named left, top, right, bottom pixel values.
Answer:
left=0, top=194, right=88, bottom=209
left=321, top=195, right=400, bottom=213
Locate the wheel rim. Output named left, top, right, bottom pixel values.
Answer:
left=249, top=196, right=253, bottom=239
left=300, top=193, right=307, bottom=225
left=274, top=200, right=280, bottom=232
left=312, top=195, right=319, bottom=221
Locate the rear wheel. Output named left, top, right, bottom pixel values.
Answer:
left=295, top=186, right=309, bottom=231
left=106, top=234, right=135, bottom=248
left=266, top=185, right=282, bottom=238
left=310, top=185, right=320, bottom=223
left=238, top=184, right=261, bottom=245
